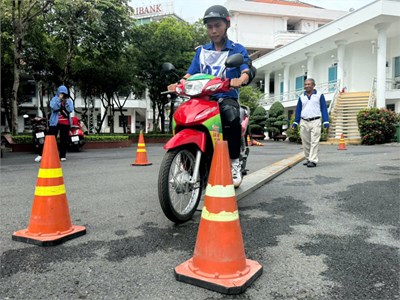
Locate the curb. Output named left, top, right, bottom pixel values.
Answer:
left=197, top=152, right=305, bottom=211
left=236, top=152, right=304, bottom=201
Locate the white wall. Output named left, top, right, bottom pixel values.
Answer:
left=388, top=35, right=400, bottom=79
left=313, top=51, right=336, bottom=84
left=344, top=41, right=377, bottom=92
left=230, top=14, right=283, bottom=48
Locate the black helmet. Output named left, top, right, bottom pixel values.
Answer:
left=203, top=5, right=230, bottom=25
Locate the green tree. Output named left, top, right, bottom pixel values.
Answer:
left=131, top=17, right=204, bottom=133
left=239, top=85, right=262, bottom=115
left=1, top=8, right=14, bottom=131
left=3, top=0, right=53, bottom=134
left=66, top=0, right=136, bottom=133
left=249, top=106, right=267, bottom=136
left=265, top=101, right=287, bottom=138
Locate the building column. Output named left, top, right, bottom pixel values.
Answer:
left=100, top=103, right=106, bottom=132
left=375, top=23, right=390, bottom=108
left=131, top=109, right=136, bottom=133
left=264, top=72, right=270, bottom=99
left=282, top=17, right=288, bottom=31
left=231, top=12, right=240, bottom=42
left=335, top=40, right=347, bottom=90
left=37, top=82, right=42, bottom=117
left=282, top=63, right=290, bottom=101
left=305, top=52, right=315, bottom=79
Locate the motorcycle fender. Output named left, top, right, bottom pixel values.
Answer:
left=164, top=129, right=206, bottom=152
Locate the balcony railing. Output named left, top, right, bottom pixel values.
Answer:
left=386, top=77, right=400, bottom=90
left=274, top=30, right=306, bottom=47
left=261, top=80, right=340, bottom=106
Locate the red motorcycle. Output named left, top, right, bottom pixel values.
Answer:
left=158, top=54, right=251, bottom=223
left=68, top=116, right=85, bottom=151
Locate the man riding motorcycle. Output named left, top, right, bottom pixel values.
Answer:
left=168, top=5, right=254, bottom=188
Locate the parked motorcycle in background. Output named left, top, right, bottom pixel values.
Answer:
left=68, top=116, right=85, bottom=151
left=23, top=115, right=47, bottom=154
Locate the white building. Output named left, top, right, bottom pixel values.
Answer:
left=226, top=0, right=400, bottom=142
left=226, top=0, right=346, bottom=59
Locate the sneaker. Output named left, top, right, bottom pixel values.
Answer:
left=60, top=158, right=67, bottom=161
left=231, top=158, right=242, bottom=188
left=34, top=155, right=42, bottom=162
left=303, top=160, right=309, bottom=165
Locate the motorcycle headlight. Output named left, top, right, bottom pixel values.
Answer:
left=184, top=80, right=209, bottom=96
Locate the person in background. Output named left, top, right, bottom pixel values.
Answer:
left=168, top=5, right=253, bottom=188
left=35, top=85, right=74, bottom=162
left=292, top=78, right=329, bottom=167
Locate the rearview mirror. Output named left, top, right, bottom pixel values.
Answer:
left=225, top=53, right=244, bottom=68
left=162, top=62, right=176, bottom=73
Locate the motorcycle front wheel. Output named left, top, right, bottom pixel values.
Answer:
left=158, top=148, right=203, bottom=224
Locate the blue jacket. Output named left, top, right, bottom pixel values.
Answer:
left=49, top=85, right=74, bottom=126
left=187, top=39, right=250, bottom=100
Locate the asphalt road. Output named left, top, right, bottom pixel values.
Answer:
left=0, top=141, right=399, bottom=299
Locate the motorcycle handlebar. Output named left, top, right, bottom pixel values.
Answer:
left=162, top=77, right=236, bottom=96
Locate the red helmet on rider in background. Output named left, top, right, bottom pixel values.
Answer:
left=203, top=5, right=231, bottom=28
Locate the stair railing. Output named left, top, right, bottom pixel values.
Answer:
left=328, top=79, right=341, bottom=115
left=367, top=77, right=376, bottom=108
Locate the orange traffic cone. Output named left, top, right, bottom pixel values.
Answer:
left=174, top=141, right=262, bottom=294
left=131, top=130, right=152, bottom=166
left=246, top=135, right=253, bottom=146
left=12, top=135, right=86, bottom=246
left=338, top=133, right=347, bottom=150
left=252, top=139, right=264, bottom=146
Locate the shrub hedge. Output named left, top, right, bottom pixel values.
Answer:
left=9, top=133, right=173, bottom=144
left=357, top=108, right=400, bottom=145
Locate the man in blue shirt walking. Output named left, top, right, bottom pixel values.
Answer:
left=292, top=78, right=329, bottom=167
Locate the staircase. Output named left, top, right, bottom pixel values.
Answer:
left=328, top=92, right=370, bottom=144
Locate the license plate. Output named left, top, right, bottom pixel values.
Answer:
left=71, top=136, right=79, bottom=142
left=36, top=132, right=45, bottom=138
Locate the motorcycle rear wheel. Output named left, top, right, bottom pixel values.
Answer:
left=158, top=148, right=203, bottom=224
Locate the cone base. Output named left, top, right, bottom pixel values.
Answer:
left=174, top=258, right=263, bottom=295
left=131, top=162, right=152, bottom=166
left=12, top=225, right=86, bottom=247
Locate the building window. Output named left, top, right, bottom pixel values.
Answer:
left=386, top=104, right=395, bottom=111
left=20, top=80, right=36, bottom=103
left=328, top=65, right=338, bottom=92
left=287, top=23, right=295, bottom=31
left=394, top=56, right=400, bottom=78
left=107, top=116, right=113, bottom=127
left=295, top=76, right=306, bottom=92
left=119, top=115, right=129, bottom=127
